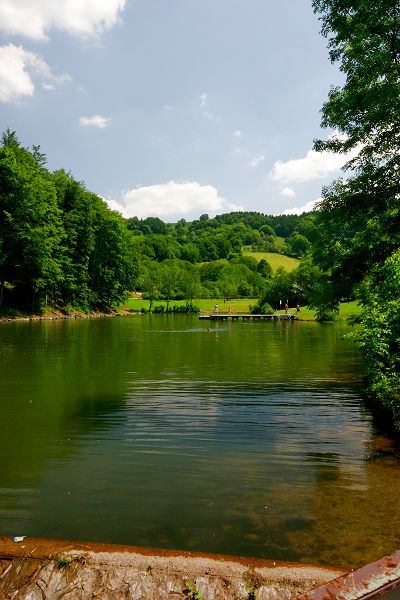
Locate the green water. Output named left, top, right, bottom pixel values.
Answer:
left=1, top=315, right=400, bottom=568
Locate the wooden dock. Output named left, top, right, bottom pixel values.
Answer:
left=199, top=313, right=297, bottom=321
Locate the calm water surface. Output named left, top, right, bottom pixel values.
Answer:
left=1, top=315, right=400, bottom=567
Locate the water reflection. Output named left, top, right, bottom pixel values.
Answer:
left=0, top=316, right=399, bottom=567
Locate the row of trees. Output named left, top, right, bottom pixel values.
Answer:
left=0, top=131, right=316, bottom=314
left=0, top=131, right=137, bottom=312
left=138, top=255, right=274, bottom=311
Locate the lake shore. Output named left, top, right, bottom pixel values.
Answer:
left=0, top=308, right=135, bottom=323
left=0, top=535, right=343, bottom=600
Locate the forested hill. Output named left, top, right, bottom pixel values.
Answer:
left=127, top=211, right=315, bottom=263
left=0, top=129, right=316, bottom=314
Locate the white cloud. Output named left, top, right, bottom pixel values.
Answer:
left=270, top=135, right=361, bottom=184
left=201, top=110, right=221, bottom=124
left=79, top=114, right=109, bottom=128
left=270, top=149, right=348, bottom=183
left=0, top=0, right=126, bottom=41
left=104, top=198, right=129, bottom=217
left=106, top=181, right=244, bottom=221
left=200, top=93, right=208, bottom=108
left=280, top=198, right=320, bottom=215
left=280, top=187, right=296, bottom=198
left=199, top=92, right=221, bottom=123
left=0, top=43, right=70, bottom=102
left=233, top=130, right=242, bottom=138
left=248, top=155, right=265, bottom=168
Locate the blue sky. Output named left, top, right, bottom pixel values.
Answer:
left=0, top=0, right=348, bottom=221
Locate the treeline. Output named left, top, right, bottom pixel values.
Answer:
left=0, top=129, right=317, bottom=313
left=0, top=131, right=137, bottom=312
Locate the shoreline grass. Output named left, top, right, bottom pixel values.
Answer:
left=122, top=297, right=362, bottom=321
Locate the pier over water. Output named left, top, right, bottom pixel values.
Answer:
left=199, top=312, right=297, bottom=321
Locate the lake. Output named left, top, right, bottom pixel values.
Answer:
left=1, top=315, right=400, bottom=568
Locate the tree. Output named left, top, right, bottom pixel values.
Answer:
left=177, top=263, right=201, bottom=308
left=88, top=201, right=138, bottom=307
left=0, top=136, right=64, bottom=310
left=311, top=0, right=400, bottom=425
left=53, top=171, right=96, bottom=308
left=138, top=261, right=162, bottom=311
left=141, top=216, right=167, bottom=235
left=180, top=242, right=200, bottom=263
left=159, top=260, right=180, bottom=309
left=238, top=280, right=252, bottom=297
left=52, top=169, right=137, bottom=310
left=287, top=232, right=310, bottom=257
left=311, top=0, right=400, bottom=301
left=257, top=259, right=273, bottom=279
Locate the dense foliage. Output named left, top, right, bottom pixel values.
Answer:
left=312, top=0, right=400, bottom=427
left=127, top=211, right=314, bottom=263
left=311, top=0, right=400, bottom=302
left=0, top=130, right=318, bottom=314
left=0, top=131, right=137, bottom=312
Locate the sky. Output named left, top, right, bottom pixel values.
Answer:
left=0, top=0, right=348, bottom=222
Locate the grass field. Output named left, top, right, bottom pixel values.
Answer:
left=243, top=250, right=300, bottom=272
left=122, top=297, right=257, bottom=313
left=295, top=301, right=362, bottom=321
left=122, top=297, right=362, bottom=320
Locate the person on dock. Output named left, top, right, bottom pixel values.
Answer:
left=214, top=304, right=219, bottom=314
left=284, top=302, right=289, bottom=315
left=296, top=303, right=301, bottom=313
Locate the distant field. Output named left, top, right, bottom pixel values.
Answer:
left=123, top=298, right=256, bottom=313
left=123, top=297, right=362, bottom=320
left=295, top=301, right=362, bottom=321
left=243, top=251, right=300, bottom=272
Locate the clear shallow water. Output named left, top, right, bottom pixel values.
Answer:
left=1, top=315, right=400, bottom=567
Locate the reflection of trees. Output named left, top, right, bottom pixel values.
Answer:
left=1, top=315, right=387, bottom=562
left=0, top=320, right=128, bottom=490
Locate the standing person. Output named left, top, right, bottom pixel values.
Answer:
left=214, top=304, right=219, bottom=314
left=284, top=302, right=289, bottom=315
left=296, top=303, right=301, bottom=313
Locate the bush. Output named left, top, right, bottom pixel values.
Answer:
left=250, top=301, right=274, bottom=314
left=153, top=305, right=165, bottom=313
left=353, top=250, right=400, bottom=430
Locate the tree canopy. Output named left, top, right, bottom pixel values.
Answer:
left=312, top=0, right=400, bottom=426
left=311, top=0, right=400, bottom=304
left=0, top=134, right=137, bottom=312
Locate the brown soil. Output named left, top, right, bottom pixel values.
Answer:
left=0, top=536, right=344, bottom=599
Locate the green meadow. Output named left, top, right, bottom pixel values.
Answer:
left=243, top=250, right=300, bottom=272
left=122, top=297, right=362, bottom=321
